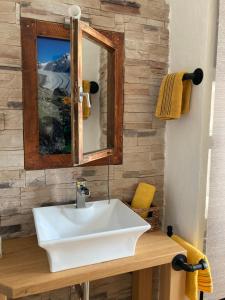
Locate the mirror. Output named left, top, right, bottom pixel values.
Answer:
left=36, top=36, right=110, bottom=156
left=21, top=18, right=123, bottom=170
left=71, top=19, right=118, bottom=165
left=82, top=37, right=108, bottom=154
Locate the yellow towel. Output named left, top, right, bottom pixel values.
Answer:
left=155, top=72, right=192, bottom=120
left=131, top=183, right=156, bottom=218
left=172, top=235, right=213, bottom=300
left=82, top=80, right=91, bottom=119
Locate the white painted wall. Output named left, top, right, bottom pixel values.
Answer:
left=165, top=0, right=218, bottom=248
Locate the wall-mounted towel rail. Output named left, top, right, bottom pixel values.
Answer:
left=167, top=226, right=208, bottom=272
left=167, top=226, right=206, bottom=300
left=182, top=68, right=204, bottom=85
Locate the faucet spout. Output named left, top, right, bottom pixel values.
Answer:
left=76, top=178, right=90, bottom=208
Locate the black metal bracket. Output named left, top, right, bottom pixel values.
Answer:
left=183, top=68, right=204, bottom=85
left=167, top=225, right=173, bottom=237
left=172, top=254, right=208, bottom=272
left=90, top=81, right=99, bottom=94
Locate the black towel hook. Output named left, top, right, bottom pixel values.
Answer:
left=182, top=68, right=204, bottom=85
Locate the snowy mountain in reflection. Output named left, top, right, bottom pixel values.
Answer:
left=38, top=52, right=71, bottom=155
left=38, top=53, right=70, bottom=73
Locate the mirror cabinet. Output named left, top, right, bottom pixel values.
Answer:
left=21, top=18, right=124, bottom=170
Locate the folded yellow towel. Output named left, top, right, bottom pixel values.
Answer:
left=131, top=183, right=156, bottom=218
left=155, top=72, right=192, bottom=120
left=172, top=235, right=213, bottom=300
left=82, top=80, right=91, bottom=119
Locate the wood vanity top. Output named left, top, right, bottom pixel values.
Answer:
left=0, top=231, right=185, bottom=299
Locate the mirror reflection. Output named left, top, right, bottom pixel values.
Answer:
left=82, top=37, right=108, bottom=154
left=37, top=36, right=111, bottom=156
left=37, top=37, right=71, bottom=155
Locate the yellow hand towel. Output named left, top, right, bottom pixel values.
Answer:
left=82, top=80, right=91, bottom=119
left=131, top=183, right=156, bottom=218
left=172, top=235, right=213, bottom=300
left=155, top=72, right=192, bottom=120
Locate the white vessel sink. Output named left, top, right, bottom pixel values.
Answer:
left=33, top=199, right=150, bottom=272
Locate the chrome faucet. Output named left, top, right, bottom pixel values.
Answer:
left=76, top=178, right=90, bottom=208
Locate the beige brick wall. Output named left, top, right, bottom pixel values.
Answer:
left=0, top=0, right=169, bottom=299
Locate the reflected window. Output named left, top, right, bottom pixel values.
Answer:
left=37, top=37, right=71, bottom=155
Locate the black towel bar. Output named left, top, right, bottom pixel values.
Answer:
left=182, top=68, right=204, bottom=85
left=168, top=226, right=206, bottom=300
left=167, top=226, right=206, bottom=299
left=167, top=226, right=208, bottom=272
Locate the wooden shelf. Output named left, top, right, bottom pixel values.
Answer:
left=0, top=231, right=186, bottom=299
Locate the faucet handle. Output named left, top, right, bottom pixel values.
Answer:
left=76, top=178, right=90, bottom=197
left=76, top=177, right=87, bottom=188
left=76, top=178, right=90, bottom=209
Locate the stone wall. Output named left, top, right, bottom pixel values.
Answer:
left=0, top=0, right=169, bottom=299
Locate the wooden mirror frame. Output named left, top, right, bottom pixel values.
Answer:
left=21, top=18, right=124, bottom=170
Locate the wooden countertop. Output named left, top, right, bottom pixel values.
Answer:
left=0, top=231, right=185, bottom=299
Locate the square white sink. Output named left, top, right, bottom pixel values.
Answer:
left=33, top=199, right=150, bottom=272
